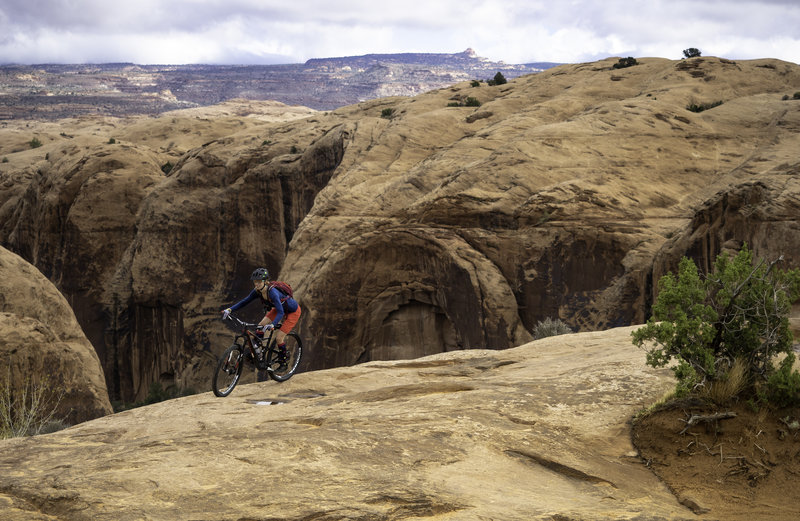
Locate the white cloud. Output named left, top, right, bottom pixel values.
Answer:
left=0, top=0, right=799, bottom=64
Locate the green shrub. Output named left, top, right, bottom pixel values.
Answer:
left=763, top=353, right=800, bottom=408
left=470, top=80, right=481, bottom=87
left=380, top=108, right=395, bottom=119
left=687, top=100, right=723, bottom=113
left=683, top=48, right=702, bottom=58
left=487, top=71, right=507, bottom=86
left=794, top=92, right=800, bottom=100
left=161, top=161, right=173, bottom=174
left=1, top=157, right=7, bottom=163
left=290, top=145, right=299, bottom=154
left=632, top=246, right=800, bottom=405
left=613, top=57, right=638, bottom=69
left=29, top=137, right=42, bottom=149
left=448, top=97, right=482, bottom=108
left=108, top=137, right=116, bottom=144
left=533, top=317, right=573, bottom=339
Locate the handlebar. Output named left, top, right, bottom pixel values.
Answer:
left=223, top=313, right=259, bottom=331
left=223, top=313, right=281, bottom=332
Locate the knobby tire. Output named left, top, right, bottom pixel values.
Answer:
left=212, top=343, right=245, bottom=397
left=269, top=331, right=302, bottom=382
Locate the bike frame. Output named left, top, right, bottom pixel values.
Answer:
left=213, top=312, right=302, bottom=396
left=226, top=314, right=280, bottom=368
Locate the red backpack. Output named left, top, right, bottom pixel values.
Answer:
left=268, top=281, right=293, bottom=302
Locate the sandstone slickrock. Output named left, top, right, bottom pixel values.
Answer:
left=0, top=102, right=324, bottom=401
left=281, top=57, right=800, bottom=375
left=0, top=327, right=705, bottom=521
left=2, top=58, right=800, bottom=403
left=0, top=246, right=112, bottom=424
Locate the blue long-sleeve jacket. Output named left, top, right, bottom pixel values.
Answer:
left=229, top=286, right=298, bottom=325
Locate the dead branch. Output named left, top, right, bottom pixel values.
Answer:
left=680, top=412, right=737, bottom=435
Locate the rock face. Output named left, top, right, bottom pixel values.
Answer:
left=282, top=56, right=800, bottom=373
left=0, top=246, right=112, bottom=424
left=654, top=177, right=800, bottom=281
left=2, top=58, right=800, bottom=403
left=0, top=102, right=324, bottom=401
left=0, top=327, right=700, bottom=521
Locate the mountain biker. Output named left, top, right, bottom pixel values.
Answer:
left=221, top=268, right=301, bottom=370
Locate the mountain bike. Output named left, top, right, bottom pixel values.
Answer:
left=212, top=313, right=303, bottom=397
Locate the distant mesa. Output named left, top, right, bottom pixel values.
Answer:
left=0, top=50, right=558, bottom=119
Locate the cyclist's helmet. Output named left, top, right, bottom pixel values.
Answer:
left=250, top=268, right=269, bottom=281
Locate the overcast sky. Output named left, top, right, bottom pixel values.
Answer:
left=1, top=0, right=798, bottom=65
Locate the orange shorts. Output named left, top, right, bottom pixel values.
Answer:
left=266, top=305, right=301, bottom=333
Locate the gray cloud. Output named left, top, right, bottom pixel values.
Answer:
left=1, top=0, right=798, bottom=64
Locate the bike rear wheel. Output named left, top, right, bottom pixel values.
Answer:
left=268, top=332, right=303, bottom=382
left=212, top=343, right=246, bottom=397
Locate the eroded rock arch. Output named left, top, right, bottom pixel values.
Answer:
left=293, top=227, right=530, bottom=369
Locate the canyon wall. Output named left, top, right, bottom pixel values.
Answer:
left=2, top=58, right=800, bottom=401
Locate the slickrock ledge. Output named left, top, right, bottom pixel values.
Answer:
left=0, top=326, right=699, bottom=521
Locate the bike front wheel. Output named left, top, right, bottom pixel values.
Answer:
left=269, top=332, right=303, bottom=382
left=212, top=343, right=246, bottom=397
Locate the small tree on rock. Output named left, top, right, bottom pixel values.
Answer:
left=683, top=48, right=702, bottom=58
left=488, top=72, right=507, bottom=86
left=632, top=245, right=800, bottom=405
left=613, top=57, right=639, bottom=69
